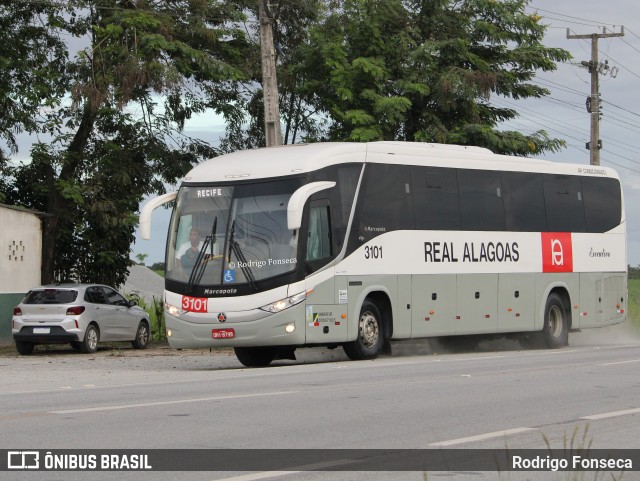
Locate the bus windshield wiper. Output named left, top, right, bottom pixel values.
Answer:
left=228, top=220, right=258, bottom=291
left=187, top=217, right=217, bottom=294
left=210, top=216, right=217, bottom=257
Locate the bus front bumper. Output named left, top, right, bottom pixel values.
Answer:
left=164, top=305, right=307, bottom=349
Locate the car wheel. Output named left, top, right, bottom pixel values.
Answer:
left=15, top=341, right=35, bottom=355
left=234, top=347, right=275, bottom=367
left=81, top=324, right=99, bottom=353
left=131, top=321, right=150, bottom=349
left=343, top=300, right=384, bottom=361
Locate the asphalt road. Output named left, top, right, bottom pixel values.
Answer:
left=1, top=322, right=639, bottom=481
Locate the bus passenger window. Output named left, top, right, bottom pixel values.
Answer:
left=307, top=205, right=332, bottom=262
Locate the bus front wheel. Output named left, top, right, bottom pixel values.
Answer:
left=541, top=293, right=569, bottom=348
left=234, top=347, right=275, bottom=367
left=344, top=300, right=384, bottom=361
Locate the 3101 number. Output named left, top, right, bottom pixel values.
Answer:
left=364, top=245, right=383, bottom=259
left=182, top=295, right=208, bottom=313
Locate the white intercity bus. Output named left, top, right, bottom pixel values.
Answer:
left=140, top=142, right=627, bottom=366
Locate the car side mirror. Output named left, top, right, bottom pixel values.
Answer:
left=128, top=300, right=138, bottom=307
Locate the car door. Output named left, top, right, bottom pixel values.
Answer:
left=102, top=287, right=136, bottom=340
left=84, top=286, right=118, bottom=341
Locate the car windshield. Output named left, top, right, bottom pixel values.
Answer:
left=166, top=179, right=302, bottom=288
left=24, top=289, right=78, bottom=304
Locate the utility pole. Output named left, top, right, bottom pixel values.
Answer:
left=567, top=27, right=624, bottom=166
left=258, top=0, right=282, bottom=147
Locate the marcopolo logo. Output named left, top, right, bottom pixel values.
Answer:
left=541, top=232, right=573, bottom=273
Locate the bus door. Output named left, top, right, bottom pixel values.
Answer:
left=304, top=200, right=348, bottom=344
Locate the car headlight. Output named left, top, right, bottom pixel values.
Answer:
left=260, top=291, right=308, bottom=313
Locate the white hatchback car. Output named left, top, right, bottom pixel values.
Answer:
left=12, top=284, right=151, bottom=355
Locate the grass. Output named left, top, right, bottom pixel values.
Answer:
left=628, top=278, right=640, bottom=328
left=125, top=292, right=166, bottom=341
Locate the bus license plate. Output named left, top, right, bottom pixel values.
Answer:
left=212, top=328, right=235, bottom=339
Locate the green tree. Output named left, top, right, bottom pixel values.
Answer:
left=135, top=253, right=149, bottom=266
left=1, top=0, right=251, bottom=286
left=302, top=0, right=571, bottom=153
left=0, top=1, right=69, bottom=190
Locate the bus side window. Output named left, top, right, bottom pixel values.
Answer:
left=502, top=171, right=546, bottom=232
left=582, top=176, right=621, bottom=233
left=543, top=174, right=586, bottom=232
left=458, top=169, right=505, bottom=231
left=307, top=204, right=332, bottom=262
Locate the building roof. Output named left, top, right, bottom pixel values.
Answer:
left=0, top=203, right=49, bottom=217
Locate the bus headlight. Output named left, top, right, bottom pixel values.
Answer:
left=165, top=303, right=180, bottom=316
left=260, top=291, right=307, bottom=313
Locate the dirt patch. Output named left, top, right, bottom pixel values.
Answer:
left=0, top=340, right=233, bottom=358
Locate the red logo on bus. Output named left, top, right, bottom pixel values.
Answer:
left=541, top=232, right=573, bottom=273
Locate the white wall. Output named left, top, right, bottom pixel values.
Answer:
left=0, top=206, right=42, bottom=292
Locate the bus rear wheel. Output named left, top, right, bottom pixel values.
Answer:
left=344, top=300, right=384, bottom=361
left=234, top=347, right=275, bottom=367
left=541, top=293, right=569, bottom=348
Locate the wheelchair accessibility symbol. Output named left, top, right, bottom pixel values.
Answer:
left=223, top=270, right=235, bottom=283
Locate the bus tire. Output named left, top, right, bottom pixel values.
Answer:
left=234, top=347, right=275, bottom=367
left=344, top=300, right=384, bottom=361
left=542, top=293, right=569, bottom=349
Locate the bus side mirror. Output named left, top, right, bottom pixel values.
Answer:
left=287, top=181, right=336, bottom=230
left=139, top=191, right=178, bottom=240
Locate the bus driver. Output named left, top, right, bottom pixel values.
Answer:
left=176, top=228, right=204, bottom=271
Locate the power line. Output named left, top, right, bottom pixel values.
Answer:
left=625, top=27, right=640, bottom=42
left=533, top=78, right=587, bottom=98
left=525, top=7, right=617, bottom=28
left=495, top=96, right=640, bottom=166
left=602, top=100, right=640, bottom=118
left=619, top=36, right=640, bottom=56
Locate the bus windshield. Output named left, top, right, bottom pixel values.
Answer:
left=166, top=179, right=302, bottom=288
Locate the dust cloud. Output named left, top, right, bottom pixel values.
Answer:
left=569, top=320, right=640, bottom=346
left=388, top=321, right=640, bottom=358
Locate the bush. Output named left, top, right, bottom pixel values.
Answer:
left=126, top=291, right=166, bottom=341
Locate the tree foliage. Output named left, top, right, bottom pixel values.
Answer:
left=301, top=0, right=571, bottom=153
left=1, top=0, right=251, bottom=286
left=0, top=1, right=69, bottom=195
